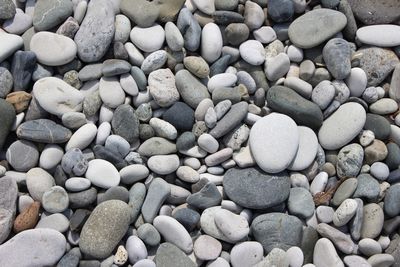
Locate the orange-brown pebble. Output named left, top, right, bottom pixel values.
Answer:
left=5, top=91, right=32, bottom=113
left=13, top=201, right=40, bottom=233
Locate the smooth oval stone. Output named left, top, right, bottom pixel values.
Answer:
left=230, top=241, right=264, bottom=267
left=357, top=25, right=400, bottom=47
left=313, top=238, right=344, bottom=267
left=358, top=238, right=382, bottom=257
left=333, top=198, right=358, bottom=227
left=79, top=200, right=131, bottom=259
left=249, top=113, right=299, bottom=173
left=33, top=77, right=84, bottom=116
left=288, top=9, right=347, bottom=49
left=239, top=40, right=266, bottom=65
left=17, top=119, right=71, bottom=143
left=201, top=23, right=222, bottom=63
left=348, top=0, right=400, bottom=25
left=42, top=186, right=69, bottom=213
left=65, top=177, right=91, bottom=192
left=288, top=187, right=315, bottom=219
left=120, top=164, right=149, bottom=185
left=26, top=167, right=55, bottom=202
left=323, top=38, right=351, bottom=80
left=36, top=213, right=69, bottom=232
left=147, top=154, right=180, bottom=175
left=223, top=167, right=290, bottom=209
left=251, top=213, right=303, bottom=253
left=141, top=50, right=168, bottom=74
left=0, top=229, right=66, bottom=266
left=120, top=0, right=159, bottom=28
left=85, top=159, right=120, bottom=189
left=0, top=31, right=24, bottom=63
left=267, top=86, right=323, bottom=130
left=130, top=24, right=165, bottom=53
left=384, top=184, right=400, bottom=217
left=32, top=0, right=73, bottom=31
left=361, top=203, right=384, bottom=239
left=155, top=243, right=196, bottom=267
left=318, top=102, right=366, bottom=150
left=369, top=98, right=398, bottom=115
left=30, top=31, right=77, bottom=66
left=367, top=254, right=395, bottom=267
left=66, top=123, right=97, bottom=151
left=137, top=137, right=177, bottom=157
left=153, top=215, right=193, bottom=253
left=6, top=139, right=39, bottom=172
left=288, top=126, right=318, bottom=171
left=74, top=0, right=115, bottom=62
left=175, top=69, right=210, bottom=109
left=126, top=235, right=148, bottom=264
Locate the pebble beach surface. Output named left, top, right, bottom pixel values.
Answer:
left=1, top=0, right=400, bottom=266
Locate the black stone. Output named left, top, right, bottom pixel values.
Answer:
left=93, top=145, right=127, bottom=170
left=364, top=113, right=391, bottom=140
left=57, top=247, right=81, bottom=267
left=267, top=86, right=323, bottom=130
left=163, top=102, right=194, bottom=131
left=11, top=51, right=36, bottom=91
left=172, top=208, right=200, bottom=232
left=176, top=131, right=196, bottom=151
left=186, top=183, right=222, bottom=210
left=54, top=165, right=68, bottom=187
left=267, top=0, right=294, bottom=23
left=209, top=55, right=231, bottom=77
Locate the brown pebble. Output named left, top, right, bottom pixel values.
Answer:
left=6, top=91, right=32, bottom=113
left=13, top=201, right=40, bottom=233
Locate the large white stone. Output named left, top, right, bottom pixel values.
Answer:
left=66, top=123, right=97, bottom=151
left=318, top=103, right=366, bottom=150
left=357, top=25, right=400, bottom=47
left=85, top=159, right=120, bottom=189
left=313, top=238, right=344, bottom=267
left=288, top=126, right=318, bottom=171
left=0, top=30, right=23, bottom=63
left=249, top=113, right=299, bottom=173
left=147, top=154, right=180, bottom=175
left=130, top=24, right=165, bottom=53
left=99, top=77, right=126, bottom=109
left=30, top=31, right=77, bottom=66
left=201, top=23, right=223, bottom=63
left=33, top=77, right=84, bottom=117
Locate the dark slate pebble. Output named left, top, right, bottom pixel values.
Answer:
left=17, top=119, right=72, bottom=143
left=139, top=124, right=155, bottom=140
left=251, top=212, right=303, bottom=253
left=321, top=0, right=340, bottom=8
left=93, top=145, right=127, bottom=170
left=385, top=143, right=400, bottom=171
left=57, top=247, right=81, bottom=267
left=192, top=178, right=210, bottom=193
left=11, top=51, right=36, bottom=91
left=267, top=86, right=323, bottom=130
left=70, top=209, right=91, bottom=232
left=54, top=165, right=68, bottom=187
left=223, top=167, right=290, bottom=209
left=209, top=54, right=231, bottom=77
left=61, top=148, right=88, bottom=176
left=0, top=98, right=15, bottom=150
left=364, top=113, right=391, bottom=141
left=113, top=42, right=129, bottom=60
left=322, top=38, right=351, bottom=80
left=209, top=101, right=248, bottom=139
left=186, top=183, right=222, bottom=210
left=338, top=0, right=357, bottom=41
left=130, top=66, right=147, bottom=91
left=111, top=104, right=140, bottom=144
left=173, top=208, right=201, bottom=232
left=0, top=67, right=13, bottom=98
left=213, top=11, right=245, bottom=25
left=177, top=7, right=201, bottom=52
left=98, top=186, right=129, bottom=204
left=68, top=187, right=97, bottom=209
left=267, top=0, right=294, bottom=23
left=102, top=59, right=131, bottom=77
left=352, top=174, right=380, bottom=202
left=176, top=131, right=196, bottom=151
left=384, top=184, right=400, bottom=217
left=162, top=102, right=194, bottom=131
left=225, top=23, right=249, bottom=46
left=301, top=226, right=319, bottom=264
left=137, top=223, right=161, bottom=246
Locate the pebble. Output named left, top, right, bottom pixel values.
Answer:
left=345, top=68, right=368, bottom=97
left=79, top=200, right=131, bottom=259
left=265, top=53, right=290, bottom=81
left=332, top=178, right=358, bottom=206
left=120, top=0, right=158, bottom=28
left=313, top=238, right=344, bottom=267
left=33, top=77, right=84, bottom=117
left=359, top=238, right=382, bottom=257
left=137, top=223, right=160, bottom=247
left=369, top=98, right=398, bottom=115
left=3, top=8, right=32, bottom=35
left=0, top=31, right=23, bottom=63
left=175, top=70, right=210, bottom=109
left=99, top=77, right=126, bottom=108
left=42, top=186, right=69, bottom=213
left=126, top=235, right=148, bottom=264
left=288, top=187, right=315, bottom=219
left=333, top=198, right=358, bottom=227
left=130, top=25, right=165, bottom=53
left=244, top=1, right=264, bottom=30
left=288, top=126, right=318, bottom=171
left=148, top=68, right=179, bottom=108
left=353, top=174, right=380, bottom=202
left=74, top=0, right=115, bottom=62
left=0, top=229, right=66, bottom=266
left=268, top=0, right=293, bottom=23
left=214, top=208, right=249, bottom=242
left=85, top=159, right=120, bottom=189
left=249, top=113, right=299, bottom=173
left=165, top=22, right=184, bottom=52
left=155, top=242, right=196, bottom=267
left=0, top=177, right=18, bottom=243
left=32, top=0, right=73, bottom=31
left=36, top=213, right=69, bottom=232
left=66, top=123, right=97, bottom=151
left=112, top=104, right=140, bottom=143
left=147, top=154, right=180, bottom=175
left=357, top=25, right=400, bottom=47
left=141, top=178, right=170, bottom=223
left=230, top=241, right=264, bottom=267
left=288, top=9, right=347, bottom=49
left=239, top=40, right=266, bottom=66
left=361, top=203, right=384, bottom=239
left=17, top=119, right=72, bottom=144
left=0, top=0, right=16, bottom=20
left=201, top=23, right=223, bottom=63
left=6, top=140, right=39, bottom=172
left=61, top=148, right=88, bottom=176
left=370, top=162, right=389, bottom=181
left=193, top=235, right=221, bottom=261
left=323, top=38, right=351, bottom=80
left=318, top=102, right=366, bottom=150
left=384, top=184, right=400, bottom=217
left=336, top=143, right=364, bottom=178
left=65, top=177, right=91, bottom=192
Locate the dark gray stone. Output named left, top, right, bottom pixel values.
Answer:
left=287, top=187, right=315, bottom=219
left=61, top=148, right=88, bottom=176
left=11, top=51, right=36, bottom=91
left=348, top=0, right=400, bottom=25
left=137, top=223, right=161, bottom=246
left=101, top=59, right=131, bottom=77
left=338, top=0, right=357, bottom=41
left=57, top=247, right=81, bottom=267
left=225, top=23, right=249, bottom=46
left=0, top=0, right=16, bottom=20
left=0, top=67, right=13, bottom=98
left=172, top=208, right=200, bottom=232
left=267, top=0, right=294, bottom=23
left=130, top=66, right=147, bottom=91
left=187, top=183, right=222, bottom=210
left=98, top=186, right=129, bottom=204
left=156, top=243, right=196, bottom=267
left=113, top=42, right=129, bottom=60
left=162, top=102, right=194, bottom=131
left=177, top=8, right=201, bottom=52
left=176, top=132, right=196, bottom=151
left=17, top=119, right=72, bottom=143
left=128, top=183, right=146, bottom=224
left=33, top=0, right=73, bottom=31
left=223, top=167, right=290, bottom=209
left=209, top=55, right=232, bottom=77
left=6, top=140, right=39, bottom=172
left=267, top=86, right=323, bottom=130
left=251, top=213, right=303, bottom=253
left=321, top=0, right=340, bottom=8
left=74, top=0, right=115, bottom=62
left=385, top=184, right=400, bottom=218
left=301, top=226, right=318, bottom=264
left=386, top=143, right=400, bottom=171
left=213, top=11, right=245, bottom=25
left=323, top=38, right=351, bottom=80
left=212, top=86, right=241, bottom=105
left=364, top=113, right=391, bottom=141
left=175, top=69, right=210, bottom=109
left=0, top=98, right=15, bottom=150
left=0, top=177, right=18, bottom=244
left=32, top=64, right=53, bottom=82
left=141, top=178, right=170, bottom=223
left=358, top=47, right=400, bottom=86
left=111, top=104, right=140, bottom=144
left=209, top=101, right=248, bottom=139
left=353, top=174, right=380, bottom=202
left=54, top=165, right=68, bottom=187
left=68, top=187, right=97, bottom=209
left=70, top=209, right=91, bottom=232
left=93, top=145, right=127, bottom=170
left=78, top=64, right=103, bottom=82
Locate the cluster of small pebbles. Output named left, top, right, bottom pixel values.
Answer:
left=1, top=0, right=400, bottom=266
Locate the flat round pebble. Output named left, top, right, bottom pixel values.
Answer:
left=85, top=159, right=120, bottom=189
